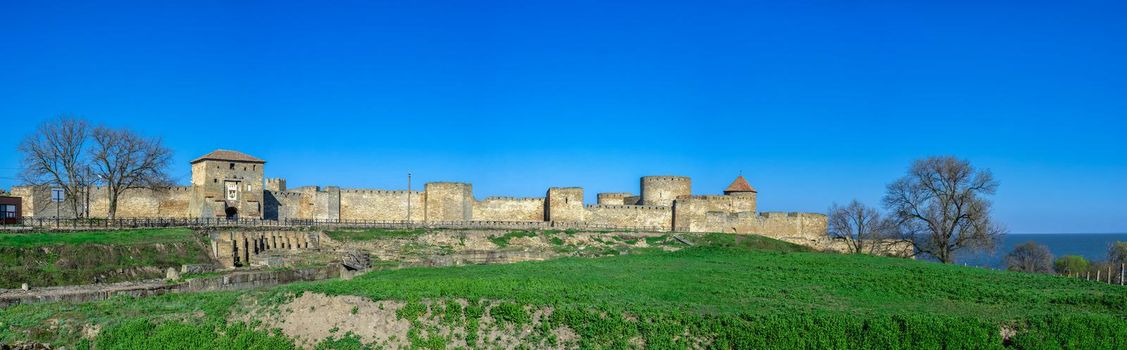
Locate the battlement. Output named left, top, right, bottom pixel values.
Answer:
left=586, top=204, right=670, bottom=210
left=480, top=196, right=544, bottom=202
left=759, top=212, right=826, bottom=219
left=682, top=195, right=731, bottom=200
left=84, top=185, right=194, bottom=193
left=265, top=178, right=287, bottom=192
left=268, top=190, right=308, bottom=199
left=427, top=182, right=471, bottom=186
left=340, top=188, right=422, bottom=195
left=640, top=176, right=691, bottom=182
left=596, top=192, right=632, bottom=200
left=162, top=186, right=194, bottom=193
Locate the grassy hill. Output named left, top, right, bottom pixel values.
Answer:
left=1, top=232, right=1125, bottom=349
left=0, top=228, right=212, bottom=288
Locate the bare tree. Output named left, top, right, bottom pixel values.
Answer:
left=18, top=116, right=93, bottom=218
left=1005, top=241, right=1054, bottom=273
left=828, top=200, right=893, bottom=254
left=882, top=156, right=1005, bottom=263
left=90, top=126, right=172, bottom=219
left=1107, top=241, right=1127, bottom=265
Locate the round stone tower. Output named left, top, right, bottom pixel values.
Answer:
left=640, top=176, right=691, bottom=206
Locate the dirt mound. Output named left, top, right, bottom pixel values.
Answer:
left=241, top=292, right=410, bottom=349
left=241, top=293, right=579, bottom=349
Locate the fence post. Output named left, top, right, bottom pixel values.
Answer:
left=1121, top=263, right=1124, bottom=286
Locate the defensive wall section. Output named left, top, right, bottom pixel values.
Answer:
left=340, top=189, right=426, bottom=222
left=473, top=197, right=545, bottom=221
left=13, top=185, right=195, bottom=219
left=9, top=150, right=828, bottom=245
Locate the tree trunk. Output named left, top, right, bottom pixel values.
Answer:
left=107, top=190, right=118, bottom=220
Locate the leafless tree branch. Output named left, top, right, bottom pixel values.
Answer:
left=882, top=156, right=1005, bottom=263
left=18, top=116, right=92, bottom=218
left=90, top=126, right=172, bottom=219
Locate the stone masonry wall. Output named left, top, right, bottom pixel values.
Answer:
left=264, top=190, right=303, bottom=221
left=265, top=178, right=287, bottom=192
left=673, top=196, right=727, bottom=232
left=596, top=192, right=632, bottom=205
left=340, top=189, right=425, bottom=222
left=473, top=197, right=545, bottom=221
left=425, top=182, right=473, bottom=221
left=546, top=187, right=585, bottom=222
left=752, top=212, right=827, bottom=241
left=313, top=187, right=341, bottom=221
left=699, top=211, right=827, bottom=241
left=87, top=186, right=192, bottom=218
left=9, top=186, right=38, bottom=217
left=640, top=176, right=691, bottom=206
left=586, top=204, right=673, bottom=230
left=209, top=230, right=319, bottom=268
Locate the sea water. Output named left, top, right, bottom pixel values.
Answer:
left=953, top=233, right=1127, bottom=269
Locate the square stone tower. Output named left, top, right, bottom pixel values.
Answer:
left=424, top=182, right=473, bottom=221
left=546, top=187, right=586, bottom=222
left=189, top=150, right=266, bottom=219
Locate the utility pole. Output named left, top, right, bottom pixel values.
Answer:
left=412, top=173, right=416, bottom=230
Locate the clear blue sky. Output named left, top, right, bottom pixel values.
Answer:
left=1, top=1, right=1124, bottom=233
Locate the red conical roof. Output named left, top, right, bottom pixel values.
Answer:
left=724, top=175, right=756, bottom=194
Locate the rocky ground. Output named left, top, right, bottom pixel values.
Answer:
left=319, top=228, right=684, bottom=269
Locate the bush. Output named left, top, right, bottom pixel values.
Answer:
left=1055, top=255, right=1090, bottom=275
left=1005, top=241, right=1054, bottom=273
left=491, top=302, right=529, bottom=326
left=95, top=319, right=296, bottom=349
left=1108, top=241, right=1127, bottom=265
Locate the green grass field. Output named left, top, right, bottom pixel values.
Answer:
left=2, top=232, right=1125, bottom=349
left=0, top=228, right=198, bottom=248
left=325, top=228, right=428, bottom=241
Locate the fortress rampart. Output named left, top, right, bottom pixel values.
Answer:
left=10, top=150, right=828, bottom=245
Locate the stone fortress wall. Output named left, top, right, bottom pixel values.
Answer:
left=11, top=150, right=828, bottom=243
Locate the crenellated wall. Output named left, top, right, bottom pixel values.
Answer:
left=87, top=186, right=193, bottom=218
left=586, top=204, right=673, bottom=230
left=697, top=211, right=828, bottom=242
left=473, top=197, right=544, bottom=221
left=596, top=192, right=633, bottom=205
left=673, top=195, right=756, bottom=232
left=265, top=178, right=287, bottom=192
left=339, top=189, right=425, bottom=222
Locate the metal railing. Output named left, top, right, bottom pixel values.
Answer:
left=2, top=216, right=670, bottom=232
